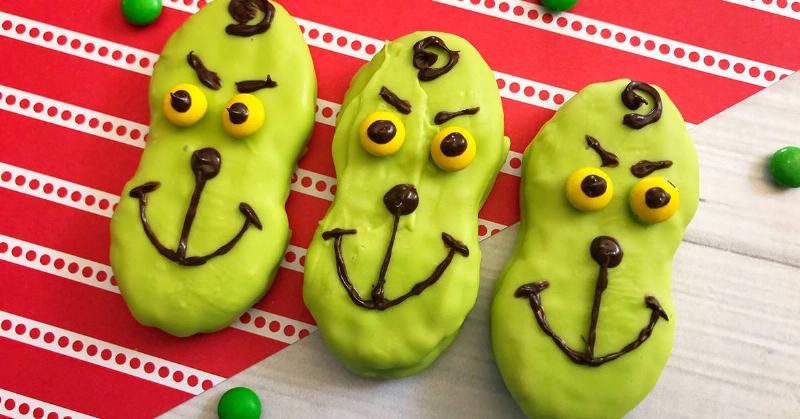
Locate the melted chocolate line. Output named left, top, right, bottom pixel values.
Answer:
left=236, top=75, right=278, bottom=93
left=226, top=0, right=275, bottom=37
left=129, top=149, right=261, bottom=266
left=585, top=135, right=620, bottom=167
left=130, top=182, right=178, bottom=261
left=321, top=220, right=468, bottom=311
left=513, top=236, right=667, bottom=367
left=631, top=160, right=673, bottom=178
left=516, top=282, right=667, bottom=367
left=187, top=52, right=221, bottom=90
left=621, top=81, right=663, bottom=129
left=379, top=86, right=411, bottom=114
left=412, top=36, right=460, bottom=81
left=434, top=107, right=479, bottom=125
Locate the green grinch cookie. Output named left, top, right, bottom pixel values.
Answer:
left=492, top=80, right=699, bottom=418
left=110, top=0, right=316, bottom=337
left=303, top=32, right=509, bottom=377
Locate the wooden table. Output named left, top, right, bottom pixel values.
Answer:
left=166, top=73, right=800, bottom=418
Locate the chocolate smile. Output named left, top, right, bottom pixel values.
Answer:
left=515, top=236, right=669, bottom=367
left=322, top=184, right=469, bottom=310
left=129, top=147, right=262, bottom=266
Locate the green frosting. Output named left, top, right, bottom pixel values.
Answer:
left=110, top=0, right=317, bottom=337
left=492, top=80, right=699, bottom=418
left=303, top=32, right=509, bottom=378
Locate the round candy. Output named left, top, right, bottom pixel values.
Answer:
left=121, top=0, right=163, bottom=26
left=565, top=167, right=614, bottom=212
left=430, top=126, right=477, bottom=172
left=163, top=83, right=207, bottom=127
left=629, top=176, right=680, bottom=224
left=217, top=387, right=261, bottom=419
left=769, top=146, right=800, bottom=188
left=541, top=0, right=579, bottom=12
left=222, top=94, right=266, bottom=139
left=359, top=111, right=406, bottom=157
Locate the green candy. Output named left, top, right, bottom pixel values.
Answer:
left=542, top=0, right=579, bottom=12
left=303, top=32, right=509, bottom=378
left=769, top=146, right=800, bottom=188
left=110, top=0, right=316, bottom=336
left=492, top=80, right=699, bottom=418
left=121, top=0, right=163, bottom=26
left=217, top=387, right=261, bottom=419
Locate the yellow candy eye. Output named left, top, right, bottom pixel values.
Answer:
left=430, top=126, right=476, bottom=172
left=359, top=111, right=406, bottom=156
left=630, top=176, right=680, bottom=224
left=162, top=83, right=207, bottom=127
left=222, top=94, right=265, bottom=139
left=566, top=167, right=614, bottom=212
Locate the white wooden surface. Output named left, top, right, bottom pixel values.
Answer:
left=165, top=74, right=800, bottom=418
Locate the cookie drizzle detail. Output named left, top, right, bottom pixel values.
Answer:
left=187, top=52, right=222, bottom=90
left=514, top=236, right=669, bottom=367
left=412, top=36, right=460, bottom=81
left=236, top=75, right=278, bottom=93
left=379, top=86, right=412, bottom=114
left=434, top=107, right=479, bottom=125
left=621, top=81, right=663, bottom=129
left=585, top=135, right=620, bottom=167
left=322, top=184, right=469, bottom=310
left=129, top=148, right=262, bottom=266
left=226, top=0, right=275, bottom=37
left=631, top=160, right=673, bottom=178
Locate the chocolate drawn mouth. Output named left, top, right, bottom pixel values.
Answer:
left=129, top=147, right=262, bottom=266
left=514, top=236, right=669, bottom=367
left=322, top=184, right=469, bottom=311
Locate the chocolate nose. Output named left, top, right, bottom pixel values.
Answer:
left=590, top=236, right=623, bottom=268
left=191, top=147, right=221, bottom=180
left=383, top=184, right=419, bottom=216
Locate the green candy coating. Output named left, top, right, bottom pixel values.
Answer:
left=769, top=146, right=800, bottom=187
left=217, top=387, right=261, bottom=419
left=303, top=32, right=509, bottom=378
left=110, top=0, right=316, bottom=336
left=492, top=80, right=699, bottom=418
left=121, top=0, right=163, bottom=26
left=542, top=0, right=579, bottom=12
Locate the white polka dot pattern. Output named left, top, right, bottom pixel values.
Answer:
left=502, top=150, right=524, bottom=177
left=0, top=310, right=224, bottom=395
left=0, top=387, right=96, bottom=419
left=723, top=0, right=800, bottom=21
left=434, top=0, right=791, bottom=87
left=0, top=234, right=316, bottom=344
left=0, top=12, right=157, bottom=75
left=315, top=98, right=341, bottom=127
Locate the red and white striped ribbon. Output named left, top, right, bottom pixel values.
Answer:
left=0, top=387, right=96, bottom=419
left=0, top=233, right=315, bottom=344
left=0, top=310, right=225, bottom=395
left=723, top=0, right=800, bottom=20
left=434, top=0, right=792, bottom=87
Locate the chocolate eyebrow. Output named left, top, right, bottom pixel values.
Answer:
left=187, top=51, right=221, bottom=90
left=630, top=160, right=673, bottom=178
left=235, top=75, right=278, bottom=93
left=585, top=135, right=619, bottom=168
left=434, top=107, right=479, bottom=125
left=379, top=86, right=411, bottom=114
